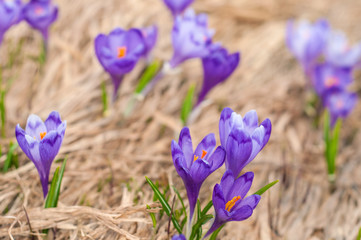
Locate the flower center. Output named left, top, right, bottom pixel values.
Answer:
left=117, top=46, right=127, bottom=58
left=40, top=132, right=47, bottom=140
left=35, top=7, right=44, bottom=15
left=325, top=76, right=339, bottom=88
left=193, top=150, right=208, bottom=162
left=336, top=99, right=344, bottom=109
left=225, top=196, right=241, bottom=212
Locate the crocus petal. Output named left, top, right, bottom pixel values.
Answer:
left=219, top=107, right=233, bottom=147
left=229, top=205, right=253, bottom=221
left=225, top=128, right=252, bottom=178
left=45, top=111, right=62, bottom=131
left=236, top=194, right=261, bottom=210
left=190, top=158, right=211, bottom=183
left=208, top=146, right=226, bottom=171
left=15, top=125, right=32, bottom=160
left=178, top=127, right=193, bottom=168
left=226, top=171, right=254, bottom=200
left=57, top=121, right=67, bottom=138
left=219, top=170, right=235, bottom=197
left=243, top=110, right=259, bottom=134
left=171, top=234, right=186, bottom=240
left=248, top=119, right=271, bottom=162
left=194, top=133, right=216, bottom=160
left=171, top=140, right=187, bottom=172
left=25, top=114, right=47, bottom=140
left=212, top=184, right=226, bottom=212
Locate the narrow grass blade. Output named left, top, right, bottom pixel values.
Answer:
left=3, top=142, right=18, bottom=173
left=101, top=81, right=108, bottom=116
left=172, top=186, right=187, bottom=230
left=357, top=227, right=361, bottom=240
left=201, top=200, right=213, bottom=217
left=253, top=180, right=279, bottom=196
left=146, top=205, right=157, bottom=229
left=0, top=90, right=6, bottom=138
left=189, top=214, right=213, bottom=240
left=145, top=176, right=182, bottom=233
left=135, top=60, right=162, bottom=94
left=45, top=157, right=67, bottom=208
left=180, top=83, right=195, bottom=125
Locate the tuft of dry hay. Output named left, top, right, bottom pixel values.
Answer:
left=1, top=0, right=361, bottom=239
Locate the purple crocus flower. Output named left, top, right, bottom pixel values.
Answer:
left=163, top=0, right=194, bottom=17
left=171, top=127, right=226, bottom=220
left=171, top=234, right=186, bottom=240
left=0, top=0, right=23, bottom=45
left=197, top=45, right=240, bottom=105
left=204, top=170, right=261, bottom=238
left=324, top=89, right=357, bottom=128
left=95, top=28, right=145, bottom=100
left=22, top=0, right=58, bottom=41
left=312, top=63, right=352, bottom=97
left=15, top=111, right=66, bottom=198
left=141, top=25, right=158, bottom=60
left=219, top=108, right=271, bottom=178
left=324, top=30, right=361, bottom=68
left=170, top=9, right=214, bottom=68
left=286, top=19, right=329, bottom=75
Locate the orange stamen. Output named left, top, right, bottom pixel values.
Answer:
left=225, top=196, right=241, bottom=212
left=193, top=155, right=199, bottom=162
left=325, top=77, right=338, bottom=87
left=40, top=132, right=46, bottom=140
left=117, top=46, right=127, bottom=58
left=201, top=150, right=207, bottom=159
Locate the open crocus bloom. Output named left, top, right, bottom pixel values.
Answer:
left=22, top=0, right=58, bottom=41
left=197, top=44, right=240, bottom=105
left=312, top=63, right=352, bottom=97
left=324, top=89, right=357, bottom=128
left=15, top=111, right=66, bottom=198
left=204, top=170, right=261, bottom=238
left=324, top=30, right=361, bottom=69
left=286, top=19, right=329, bottom=74
left=171, top=127, right=225, bottom=220
left=219, top=108, right=271, bottom=178
left=0, top=0, right=23, bottom=45
left=95, top=28, right=145, bottom=100
left=163, top=0, right=194, bottom=17
left=170, top=9, right=214, bottom=68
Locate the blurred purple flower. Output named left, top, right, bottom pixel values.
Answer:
left=324, top=89, right=357, bottom=128
left=163, top=0, right=194, bottom=17
left=22, top=0, right=58, bottom=41
left=95, top=28, right=145, bottom=100
left=286, top=19, right=329, bottom=74
left=171, top=234, right=186, bottom=240
left=312, top=63, right=352, bottom=97
left=171, top=127, right=225, bottom=220
left=0, top=0, right=23, bottom=45
left=141, top=25, right=158, bottom=60
left=170, top=9, right=214, bottom=68
left=324, top=30, right=361, bottom=68
left=204, top=170, right=261, bottom=238
left=197, top=45, right=240, bottom=105
left=219, top=108, right=271, bottom=178
left=15, top=111, right=66, bottom=198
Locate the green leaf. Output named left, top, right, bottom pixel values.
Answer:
left=189, top=214, right=213, bottom=240
left=180, top=83, right=196, bottom=125
left=172, top=186, right=187, bottom=230
left=328, top=119, right=341, bottom=176
left=145, top=176, right=182, bottom=234
left=3, top=142, right=18, bottom=173
left=146, top=205, right=157, bottom=229
left=101, top=81, right=108, bottom=116
left=45, top=157, right=67, bottom=208
left=209, top=224, right=225, bottom=240
left=0, top=90, right=6, bottom=138
left=201, top=200, right=213, bottom=217
left=253, top=180, right=279, bottom=196
left=357, top=227, right=361, bottom=240
left=135, top=60, right=162, bottom=94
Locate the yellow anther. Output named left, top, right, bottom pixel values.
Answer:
left=225, top=196, right=241, bottom=212
left=193, top=155, right=199, bottom=162
left=117, top=46, right=127, bottom=58
left=40, top=132, right=47, bottom=140
left=201, top=150, right=207, bottom=159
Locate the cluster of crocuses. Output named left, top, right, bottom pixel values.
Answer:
left=170, top=107, right=272, bottom=239
left=0, top=0, right=58, bottom=46
left=286, top=19, right=359, bottom=127
left=95, top=0, right=240, bottom=106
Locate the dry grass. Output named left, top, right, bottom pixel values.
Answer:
left=1, top=0, right=361, bottom=239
